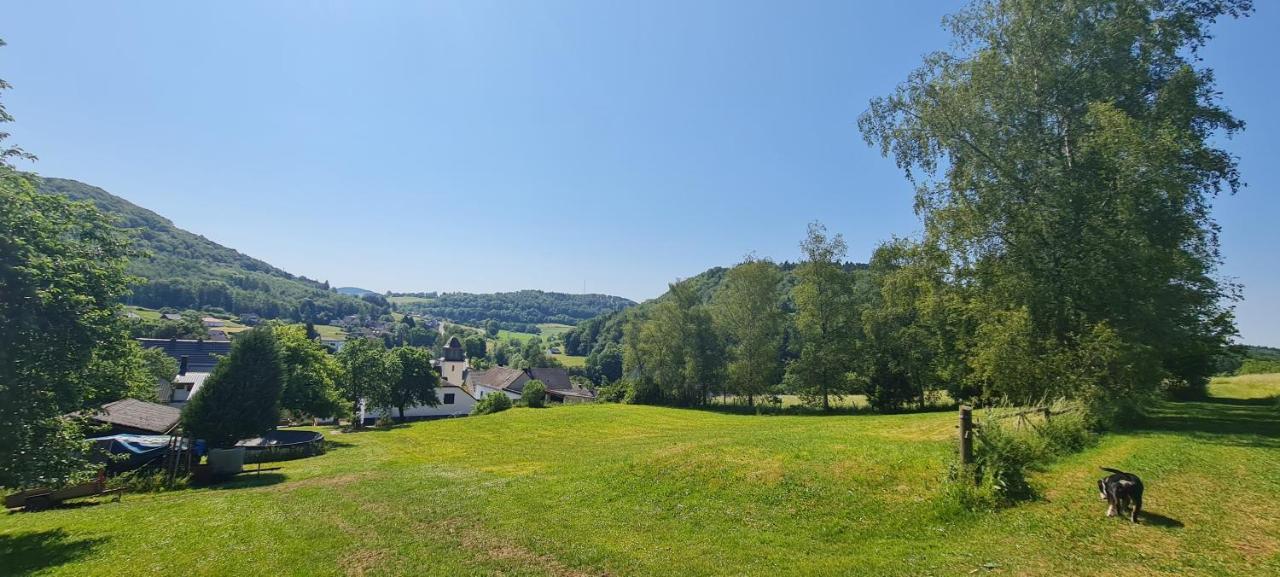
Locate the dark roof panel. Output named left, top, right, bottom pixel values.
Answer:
left=528, top=368, right=572, bottom=390
left=137, top=338, right=231, bottom=373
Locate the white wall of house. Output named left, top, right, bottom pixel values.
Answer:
left=472, top=383, right=520, bottom=401
left=365, top=385, right=476, bottom=421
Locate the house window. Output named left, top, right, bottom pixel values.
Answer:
left=444, top=393, right=455, bottom=404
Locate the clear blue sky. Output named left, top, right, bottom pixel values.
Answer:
left=3, top=1, right=1276, bottom=346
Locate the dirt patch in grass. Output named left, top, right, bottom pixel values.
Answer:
left=428, top=518, right=607, bottom=577
left=342, top=548, right=391, bottom=577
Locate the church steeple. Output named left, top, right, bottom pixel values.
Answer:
left=443, top=336, right=465, bottom=361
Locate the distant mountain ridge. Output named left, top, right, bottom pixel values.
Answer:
left=336, top=287, right=377, bottom=296
left=35, top=176, right=387, bottom=322
left=388, top=290, right=635, bottom=331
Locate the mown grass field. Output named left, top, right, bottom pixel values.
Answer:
left=386, top=296, right=433, bottom=306
left=550, top=353, right=587, bottom=368
left=3, top=377, right=1278, bottom=576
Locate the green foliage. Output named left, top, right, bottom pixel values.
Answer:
left=514, top=336, right=555, bottom=369
left=1239, top=358, right=1280, bottom=376
left=713, top=257, right=785, bottom=405
left=463, top=335, right=488, bottom=361
left=181, top=327, right=285, bottom=448
left=625, top=281, right=725, bottom=406
left=1, top=163, right=139, bottom=489
left=941, top=404, right=1096, bottom=514
left=35, top=177, right=388, bottom=322
left=276, top=324, right=345, bottom=420
left=140, top=346, right=180, bottom=389
left=124, top=310, right=210, bottom=340
left=80, top=339, right=170, bottom=403
left=389, top=290, right=634, bottom=330
left=521, top=380, right=547, bottom=408
left=858, top=0, right=1249, bottom=422
left=336, top=338, right=398, bottom=426
left=385, top=347, right=439, bottom=420
left=585, top=342, right=624, bottom=385
left=471, top=392, right=512, bottom=415
left=787, top=223, right=859, bottom=410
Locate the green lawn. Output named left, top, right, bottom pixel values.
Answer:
left=123, top=306, right=162, bottom=321
left=312, top=324, right=346, bottom=341
left=497, top=324, right=575, bottom=345
left=536, top=323, right=574, bottom=340
left=550, top=353, right=586, bottom=368
left=4, top=379, right=1278, bottom=576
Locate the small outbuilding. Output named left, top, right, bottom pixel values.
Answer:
left=90, top=399, right=182, bottom=436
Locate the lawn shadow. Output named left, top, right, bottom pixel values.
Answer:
left=1141, top=511, right=1184, bottom=528
left=1135, top=395, right=1279, bottom=448
left=202, top=472, right=287, bottom=490
left=691, top=401, right=957, bottom=418
left=324, top=439, right=357, bottom=452
left=0, top=529, right=107, bottom=576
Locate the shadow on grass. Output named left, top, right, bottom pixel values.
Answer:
left=0, top=529, right=106, bottom=576
left=324, top=439, right=357, bottom=452
left=201, top=472, right=287, bottom=490
left=689, top=401, right=957, bottom=418
left=1136, top=395, right=1280, bottom=448
left=1141, top=511, right=1184, bottom=528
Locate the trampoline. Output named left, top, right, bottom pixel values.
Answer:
left=236, top=429, right=326, bottom=463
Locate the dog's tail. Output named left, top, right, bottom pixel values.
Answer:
left=1100, top=467, right=1127, bottom=475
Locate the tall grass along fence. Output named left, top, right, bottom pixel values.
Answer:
left=943, top=400, right=1095, bottom=514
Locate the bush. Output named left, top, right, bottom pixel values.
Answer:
left=938, top=402, right=1095, bottom=514
left=595, top=381, right=628, bottom=403
left=521, top=380, right=547, bottom=408
left=471, top=393, right=512, bottom=415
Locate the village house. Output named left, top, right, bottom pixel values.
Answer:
left=137, top=338, right=231, bottom=406
left=465, top=366, right=595, bottom=403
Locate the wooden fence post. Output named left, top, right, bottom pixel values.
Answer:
left=959, top=405, right=973, bottom=466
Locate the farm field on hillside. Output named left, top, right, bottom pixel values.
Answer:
left=3, top=382, right=1278, bottom=576
left=387, top=295, right=432, bottom=305
left=550, top=353, right=586, bottom=368
left=1210, top=372, right=1280, bottom=399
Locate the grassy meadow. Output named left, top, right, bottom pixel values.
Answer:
left=3, top=377, right=1278, bottom=576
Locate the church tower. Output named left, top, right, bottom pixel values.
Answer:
left=440, top=336, right=467, bottom=385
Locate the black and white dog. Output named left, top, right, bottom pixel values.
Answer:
left=1097, top=468, right=1144, bottom=523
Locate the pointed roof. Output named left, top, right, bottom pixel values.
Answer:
left=442, top=336, right=465, bottom=362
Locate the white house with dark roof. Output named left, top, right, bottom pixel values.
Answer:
left=465, top=366, right=595, bottom=404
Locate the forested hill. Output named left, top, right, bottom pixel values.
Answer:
left=36, top=176, right=387, bottom=321
left=562, top=261, right=866, bottom=357
left=388, top=290, right=635, bottom=331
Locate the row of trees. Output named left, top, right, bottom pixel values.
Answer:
left=623, top=0, right=1249, bottom=422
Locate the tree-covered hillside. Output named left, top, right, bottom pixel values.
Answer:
left=36, top=176, right=387, bottom=322
left=389, top=290, right=635, bottom=332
